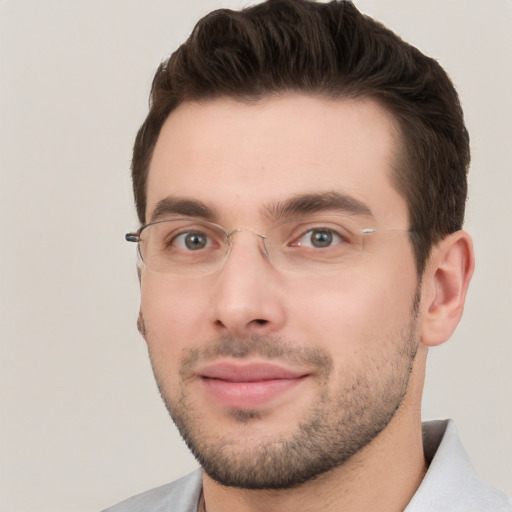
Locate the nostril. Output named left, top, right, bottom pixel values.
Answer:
left=253, top=319, right=268, bottom=325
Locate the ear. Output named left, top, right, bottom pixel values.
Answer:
left=137, top=309, right=147, bottom=340
left=420, top=230, right=475, bottom=347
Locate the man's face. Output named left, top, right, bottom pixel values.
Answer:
left=140, top=95, right=421, bottom=489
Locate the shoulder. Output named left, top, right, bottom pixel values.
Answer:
left=100, top=469, right=203, bottom=512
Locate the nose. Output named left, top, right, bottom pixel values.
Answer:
left=209, top=230, right=287, bottom=337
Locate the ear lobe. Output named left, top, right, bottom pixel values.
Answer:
left=420, top=230, right=475, bottom=347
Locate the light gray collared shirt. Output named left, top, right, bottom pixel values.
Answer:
left=101, top=420, right=512, bottom=511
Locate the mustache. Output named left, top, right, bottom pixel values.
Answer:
left=179, top=335, right=333, bottom=378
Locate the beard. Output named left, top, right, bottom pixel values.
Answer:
left=146, top=299, right=420, bottom=491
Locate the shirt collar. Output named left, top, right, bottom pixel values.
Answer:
left=405, top=419, right=511, bottom=511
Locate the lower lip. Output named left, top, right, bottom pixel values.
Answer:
left=201, top=376, right=306, bottom=409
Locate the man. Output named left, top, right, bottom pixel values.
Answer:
left=104, top=1, right=512, bottom=510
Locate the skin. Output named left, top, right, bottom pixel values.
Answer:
left=138, top=94, right=474, bottom=512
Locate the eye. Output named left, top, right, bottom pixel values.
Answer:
left=294, top=228, right=344, bottom=248
left=171, top=230, right=212, bottom=251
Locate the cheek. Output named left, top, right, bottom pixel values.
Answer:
left=288, top=268, right=417, bottom=360
left=140, top=274, right=210, bottom=359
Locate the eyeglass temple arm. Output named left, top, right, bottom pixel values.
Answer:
left=125, top=233, right=139, bottom=243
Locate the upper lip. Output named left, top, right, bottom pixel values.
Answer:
left=197, top=360, right=310, bottom=382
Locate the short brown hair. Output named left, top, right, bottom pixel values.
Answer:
left=131, top=0, right=470, bottom=273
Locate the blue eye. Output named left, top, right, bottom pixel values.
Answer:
left=172, top=231, right=212, bottom=251
left=297, top=229, right=343, bottom=248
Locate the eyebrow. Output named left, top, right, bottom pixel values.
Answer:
left=149, top=197, right=217, bottom=223
left=264, top=191, right=374, bottom=222
left=148, top=191, right=373, bottom=225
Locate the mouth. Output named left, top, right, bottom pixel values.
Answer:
left=197, top=360, right=311, bottom=409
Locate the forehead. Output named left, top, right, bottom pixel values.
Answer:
left=146, top=94, right=408, bottom=227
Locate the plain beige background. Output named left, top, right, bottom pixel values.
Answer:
left=1, top=1, right=511, bottom=511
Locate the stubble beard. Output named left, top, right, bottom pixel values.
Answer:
left=148, top=305, right=419, bottom=490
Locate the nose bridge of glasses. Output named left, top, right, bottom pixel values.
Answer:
left=225, top=227, right=269, bottom=256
